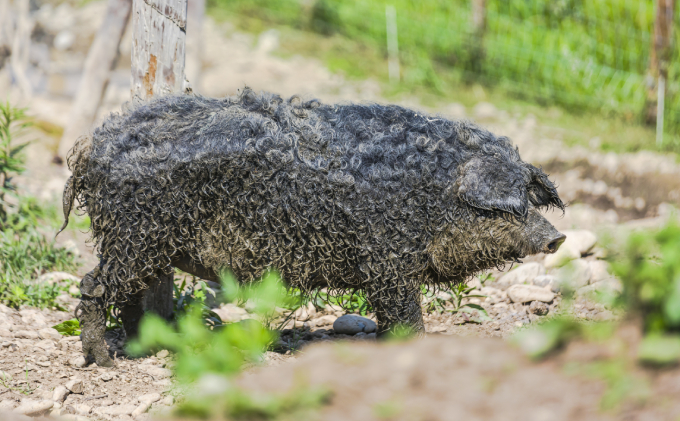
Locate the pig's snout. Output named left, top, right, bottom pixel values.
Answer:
left=544, top=233, right=566, bottom=254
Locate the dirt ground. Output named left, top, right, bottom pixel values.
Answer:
left=2, top=1, right=680, bottom=420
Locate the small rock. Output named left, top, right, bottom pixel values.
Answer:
left=69, top=356, right=87, bottom=368
left=507, top=285, right=555, bottom=303
left=36, top=272, right=80, bottom=285
left=65, top=379, right=84, bottom=394
left=36, top=360, right=51, bottom=367
left=34, top=339, right=57, bottom=351
left=160, top=395, right=174, bottom=406
left=74, top=403, right=91, bottom=415
left=313, top=315, right=338, bottom=326
left=575, top=279, right=623, bottom=300
left=212, top=303, right=248, bottom=323
left=588, top=260, right=613, bottom=283
left=333, top=314, right=377, bottom=335
left=294, top=302, right=317, bottom=321
left=14, top=399, right=54, bottom=416
left=532, top=275, right=556, bottom=288
left=13, top=330, right=39, bottom=340
left=132, top=402, right=151, bottom=417
left=473, top=102, right=498, bottom=120
left=554, top=259, right=592, bottom=290
left=498, top=262, right=546, bottom=286
left=544, top=241, right=580, bottom=268
left=99, top=372, right=114, bottom=381
left=592, top=310, right=615, bottom=321
left=0, top=328, right=12, bottom=338
left=562, top=230, right=597, bottom=255
left=93, top=404, right=137, bottom=416
left=52, top=385, right=69, bottom=402
left=38, top=328, right=62, bottom=341
left=155, top=350, right=169, bottom=359
left=137, top=393, right=161, bottom=406
left=34, top=389, right=54, bottom=400
left=99, top=399, right=114, bottom=407
left=529, top=301, right=549, bottom=316
left=141, top=366, right=172, bottom=379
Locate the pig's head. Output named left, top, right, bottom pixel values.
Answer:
left=426, top=154, right=566, bottom=282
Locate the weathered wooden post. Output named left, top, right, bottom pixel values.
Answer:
left=646, top=0, right=675, bottom=146
left=130, top=0, right=188, bottom=319
left=57, top=0, right=132, bottom=160
left=470, top=0, right=486, bottom=71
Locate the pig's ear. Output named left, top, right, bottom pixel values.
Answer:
left=457, top=156, right=528, bottom=218
left=526, top=165, right=565, bottom=211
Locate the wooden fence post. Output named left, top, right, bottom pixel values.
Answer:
left=646, top=0, right=675, bottom=145
left=470, top=0, right=486, bottom=71
left=57, top=0, right=132, bottom=161
left=130, top=0, right=188, bottom=319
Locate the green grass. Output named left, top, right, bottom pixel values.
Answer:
left=206, top=0, right=680, bottom=156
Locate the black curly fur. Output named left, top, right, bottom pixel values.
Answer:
left=62, top=89, right=565, bottom=364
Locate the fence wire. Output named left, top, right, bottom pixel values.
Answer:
left=210, top=0, right=678, bottom=134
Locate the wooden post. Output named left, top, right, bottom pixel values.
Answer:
left=470, top=0, right=486, bottom=71
left=57, top=0, right=132, bottom=160
left=646, top=0, right=675, bottom=144
left=131, top=0, right=188, bottom=101
left=131, top=0, right=188, bottom=319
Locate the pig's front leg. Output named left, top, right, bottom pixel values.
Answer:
left=366, top=280, right=425, bottom=338
left=77, top=268, right=113, bottom=367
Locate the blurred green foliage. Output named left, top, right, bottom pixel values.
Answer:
left=52, top=319, right=82, bottom=336
left=128, top=271, right=330, bottom=420
left=207, top=0, right=680, bottom=151
left=0, top=102, right=81, bottom=310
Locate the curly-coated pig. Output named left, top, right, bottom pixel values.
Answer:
left=61, top=89, right=566, bottom=366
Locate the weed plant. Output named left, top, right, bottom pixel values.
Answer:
left=128, top=271, right=330, bottom=420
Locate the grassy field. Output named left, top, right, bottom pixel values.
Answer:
left=207, top=0, right=680, bottom=156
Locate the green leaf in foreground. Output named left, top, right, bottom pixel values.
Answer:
left=637, top=334, right=680, bottom=366
left=52, top=319, right=81, bottom=336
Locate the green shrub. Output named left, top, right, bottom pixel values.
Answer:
left=128, top=271, right=330, bottom=419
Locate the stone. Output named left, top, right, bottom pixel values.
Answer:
left=592, top=310, right=615, bottom=321
left=69, top=356, right=87, bottom=368
left=332, top=315, right=377, bottom=335
left=506, top=285, right=555, bottom=304
left=52, top=385, right=69, bottom=402
left=212, top=303, right=248, bottom=323
left=554, top=259, right=592, bottom=290
left=562, top=230, right=597, bottom=255
left=313, top=315, right=338, bottom=326
left=532, top=275, right=556, bottom=288
left=544, top=241, right=580, bottom=268
left=74, top=404, right=91, bottom=415
left=0, top=328, right=12, bottom=338
left=19, top=309, right=47, bottom=327
left=472, top=102, right=498, bottom=120
left=93, top=404, right=137, bottom=416
left=38, top=328, right=62, bottom=341
left=137, top=393, right=161, bottom=406
left=13, top=330, right=39, bottom=340
left=34, top=339, right=57, bottom=351
left=36, top=271, right=80, bottom=285
left=100, top=372, right=114, bottom=381
left=155, top=350, right=169, bottom=359
left=160, top=395, right=174, bottom=406
left=132, top=402, right=151, bottom=418
left=14, top=399, right=54, bottom=416
left=529, top=301, right=549, bottom=316
left=141, top=366, right=172, bottom=379
left=588, top=260, right=613, bottom=283
left=498, top=262, right=546, bottom=286
left=294, top=303, right=317, bottom=321
left=575, top=279, right=623, bottom=301
left=65, top=379, right=84, bottom=394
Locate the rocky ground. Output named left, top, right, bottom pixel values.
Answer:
left=2, top=0, right=680, bottom=420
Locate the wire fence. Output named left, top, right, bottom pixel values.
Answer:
left=210, top=0, right=678, bottom=136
